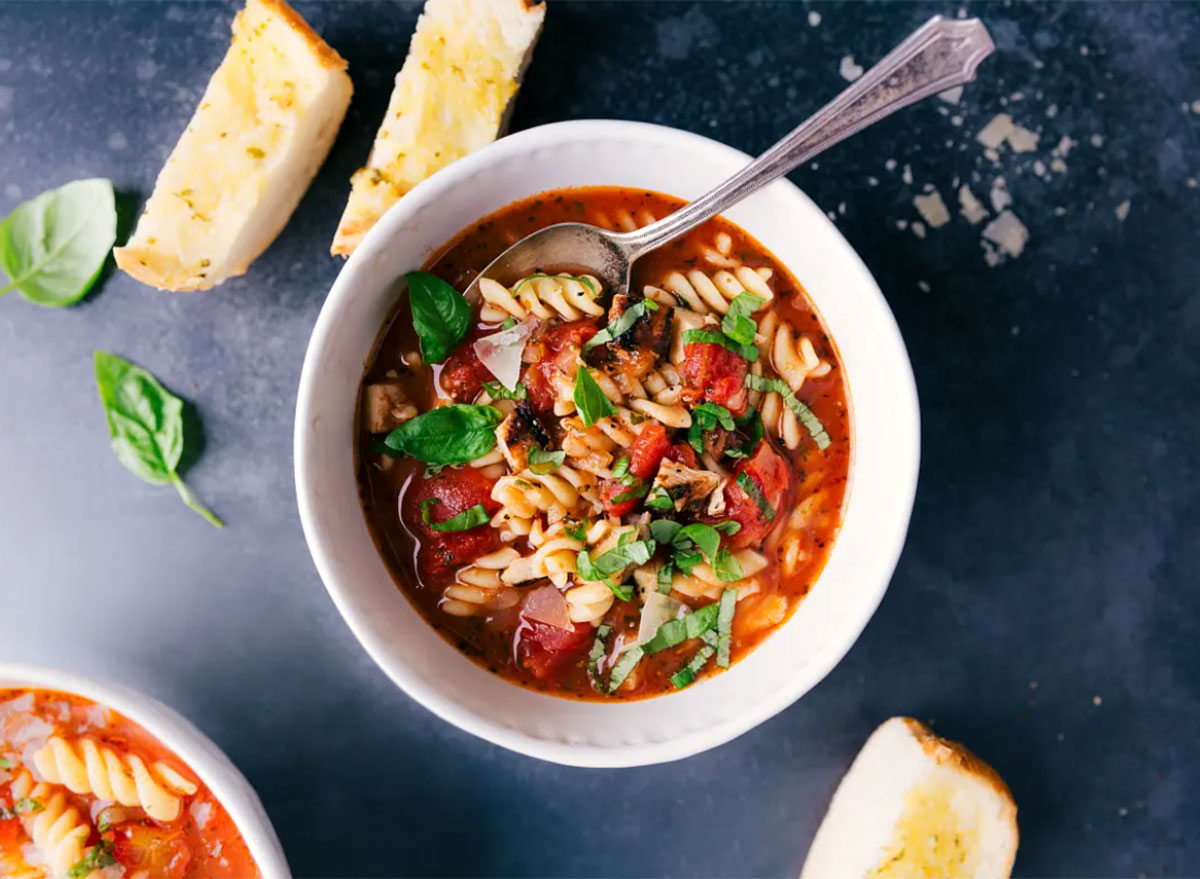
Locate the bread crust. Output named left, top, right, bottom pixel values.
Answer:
left=248, top=0, right=349, bottom=71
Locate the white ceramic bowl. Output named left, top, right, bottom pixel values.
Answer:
left=0, top=662, right=290, bottom=878
left=295, top=120, right=919, bottom=767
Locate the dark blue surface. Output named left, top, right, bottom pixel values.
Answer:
left=1, top=2, right=1198, bottom=876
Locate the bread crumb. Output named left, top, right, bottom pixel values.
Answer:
left=895, top=219, right=908, bottom=230
left=959, top=185, right=989, bottom=224
left=982, top=209, right=1029, bottom=259
left=976, top=113, right=1014, bottom=149
left=917, top=280, right=931, bottom=293
left=1092, top=694, right=1103, bottom=706
left=901, top=164, right=913, bottom=185
left=913, top=190, right=951, bottom=228
left=1045, top=102, right=1058, bottom=118
left=989, top=177, right=1012, bottom=213
left=950, top=114, right=964, bottom=127
left=1007, top=123, right=1040, bottom=153
left=1192, top=99, right=1200, bottom=114
left=884, top=158, right=897, bottom=172
left=1090, top=134, right=1105, bottom=148
left=1114, top=199, right=1131, bottom=221
left=938, top=86, right=964, bottom=105
left=866, top=176, right=879, bottom=186
left=911, top=220, right=926, bottom=239
left=839, top=55, right=864, bottom=82
left=808, top=10, right=821, bottom=27
left=1052, top=135, right=1077, bottom=158
left=1033, top=160, right=1047, bottom=177
left=1188, top=178, right=1198, bottom=189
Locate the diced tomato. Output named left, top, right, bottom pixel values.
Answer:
left=405, top=468, right=502, bottom=583
left=0, top=814, right=22, bottom=847
left=599, top=479, right=641, bottom=518
left=664, top=442, right=699, bottom=469
left=715, top=439, right=792, bottom=548
left=108, top=824, right=192, bottom=879
left=628, top=422, right=670, bottom=479
left=514, top=618, right=593, bottom=680
left=439, top=340, right=493, bottom=402
left=680, top=342, right=750, bottom=416
left=524, top=319, right=600, bottom=413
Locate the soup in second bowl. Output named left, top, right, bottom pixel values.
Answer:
left=357, top=186, right=850, bottom=700
left=0, top=688, right=258, bottom=878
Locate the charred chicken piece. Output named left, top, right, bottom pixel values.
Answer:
left=495, top=401, right=551, bottom=472
left=649, top=458, right=722, bottom=513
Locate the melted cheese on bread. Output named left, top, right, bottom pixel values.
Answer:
left=330, top=0, right=545, bottom=256
left=802, top=718, right=1018, bottom=879
left=114, top=0, right=352, bottom=290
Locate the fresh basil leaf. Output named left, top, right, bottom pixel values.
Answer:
left=743, top=374, right=830, bottom=450
left=641, top=602, right=720, bottom=654
left=720, top=292, right=765, bottom=346
left=607, top=646, right=643, bottom=694
left=590, top=539, right=656, bottom=575
left=528, top=447, right=566, bottom=474
left=483, top=380, right=527, bottom=401
left=501, top=316, right=517, bottom=330
left=565, top=520, right=588, bottom=541
left=576, top=550, right=625, bottom=597
left=727, top=408, right=765, bottom=458
left=716, top=588, right=737, bottom=667
left=712, top=548, right=744, bottom=582
left=0, top=756, right=11, bottom=770
left=0, top=179, right=116, bottom=307
left=14, top=797, right=43, bottom=815
left=735, top=471, right=775, bottom=521
left=67, top=841, right=116, bottom=879
left=406, top=270, right=471, bottom=364
left=688, top=402, right=737, bottom=454
left=714, top=520, right=742, bottom=536
left=657, top=560, right=674, bottom=594
left=421, top=499, right=490, bottom=532
left=611, top=456, right=630, bottom=480
left=649, top=519, right=682, bottom=545
left=588, top=624, right=612, bottom=692
left=370, top=438, right=404, bottom=458
left=670, top=644, right=715, bottom=689
left=582, top=298, right=660, bottom=354
left=94, top=350, right=223, bottom=528
left=681, top=328, right=758, bottom=362
left=611, top=479, right=649, bottom=504
left=674, top=550, right=703, bottom=576
left=573, top=366, right=616, bottom=427
left=384, top=404, right=503, bottom=464
left=676, top=523, right=721, bottom=561
left=728, top=291, right=765, bottom=317
left=645, top=487, right=674, bottom=511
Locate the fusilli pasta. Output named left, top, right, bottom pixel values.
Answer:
left=10, top=770, right=94, bottom=877
left=479, top=274, right=604, bottom=324
left=655, top=266, right=774, bottom=315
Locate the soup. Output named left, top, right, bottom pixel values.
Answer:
left=357, top=186, right=850, bottom=700
left=0, top=688, right=258, bottom=878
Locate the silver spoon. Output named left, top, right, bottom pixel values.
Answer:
left=464, top=15, right=993, bottom=301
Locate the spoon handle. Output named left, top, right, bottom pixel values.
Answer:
left=619, top=15, right=994, bottom=259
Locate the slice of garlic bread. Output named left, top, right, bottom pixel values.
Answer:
left=802, top=717, right=1018, bottom=879
left=114, top=0, right=352, bottom=291
left=330, top=0, right=546, bottom=257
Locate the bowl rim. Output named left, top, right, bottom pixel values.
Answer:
left=295, top=118, right=920, bottom=767
left=0, top=661, right=291, bottom=878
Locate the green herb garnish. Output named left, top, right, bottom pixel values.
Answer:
left=482, top=380, right=527, bottom=401
left=500, top=316, right=518, bottom=330
left=716, top=588, right=737, bottom=667
left=736, top=471, right=775, bottom=521
left=420, top=499, right=490, bottom=532
left=675, top=523, right=721, bottom=562
left=712, top=548, right=744, bottom=582
left=67, top=841, right=116, bottom=879
left=611, top=479, right=649, bottom=504
left=720, top=292, right=765, bottom=346
left=383, top=403, right=504, bottom=464
left=670, top=644, right=716, bottom=689
left=645, top=487, right=674, bottom=510
left=582, top=298, right=660, bottom=354
left=573, top=366, right=617, bottom=427
left=14, top=797, right=43, bottom=815
left=94, top=351, right=223, bottom=528
left=406, top=270, right=472, bottom=364
left=607, top=646, right=644, bottom=693
left=565, top=520, right=588, bottom=541
left=714, top=520, right=742, bottom=536
left=611, top=456, right=630, bottom=479
left=528, top=447, right=566, bottom=474
left=0, top=756, right=11, bottom=770
left=725, top=408, right=765, bottom=458
left=641, top=602, right=720, bottom=654
left=744, top=374, right=831, bottom=450
left=1, top=179, right=116, bottom=307
left=687, top=402, right=737, bottom=454
left=657, top=560, right=675, bottom=594
left=681, top=328, right=758, bottom=362
left=588, top=624, right=612, bottom=693
left=575, top=551, right=633, bottom=600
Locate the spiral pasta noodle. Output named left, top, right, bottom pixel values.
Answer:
left=441, top=548, right=521, bottom=617
left=33, top=736, right=197, bottom=823
left=478, top=274, right=605, bottom=323
left=10, top=770, right=94, bottom=877
left=656, top=266, right=774, bottom=315
left=759, top=324, right=833, bottom=451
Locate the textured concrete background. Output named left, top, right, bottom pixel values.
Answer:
left=1, top=1, right=1198, bottom=876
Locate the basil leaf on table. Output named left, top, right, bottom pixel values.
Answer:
left=573, top=366, right=616, bottom=427
left=383, top=403, right=503, bottom=464
left=0, top=179, right=117, bottom=307
left=93, top=350, right=223, bottom=528
left=406, top=270, right=471, bottom=364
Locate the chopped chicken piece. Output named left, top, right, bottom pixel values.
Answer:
left=363, top=380, right=417, bottom=433
left=651, top=458, right=722, bottom=513
left=495, top=401, right=550, bottom=472
left=608, top=291, right=673, bottom=360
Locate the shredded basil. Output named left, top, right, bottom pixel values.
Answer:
left=67, top=842, right=116, bottom=879
left=712, top=548, right=744, bottom=582
left=565, top=520, right=588, bottom=541
left=714, top=520, right=742, bottom=536
left=528, top=447, right=566, bottom=474
left=681, top=328, right=758, bottom=362
left=645, top=487, right=674, bottom=510
left=607, top=646, right=644, bottom=693
left=687, top=402, right=737, bottom=454
left=744, top=374, right=831, bottom=450
left=514, top=273, right=597, bottom=294
left=482, top=380, right=527, bottom=401
left=657, top=560, right=675, bottom=594
left=575, top=550, right=633, bottom=600
left=611, top=479, right=649, bottom=504
left=588, top=624, right=612, bottom=692
left=670, top=644, right=716, bottom=689
left=501, top=316, right=517, bottom=330
left=716, top=588, right=737, bottom=667
left=675, top=523, right=721, bottom=562
left=14, top=797, right=43, bottom=815
left=406, top=271, right=472, bottom=364
left=736, top=471, right=776, bottom=521
left=674, top=550, right=703, bottom=576
left=582, top=298, right=660, bottom=354
left=384, top=404, right=503, bottom=464
left=0, top=756, right=11, bottom=770
left=573, top=366, right=617, bottom=427
left=649, top=519, right=682, bottom=544
left=720, top=292, right=765, bottom=346
left=611, top=456, right=630, bottom=479
left=421, top=499, right=490, bottom=532
left=641, top=602, right=720, bottom=654
left=587, top=539, right=656, bottom=576
left=726, top=408, right=765, bottom=458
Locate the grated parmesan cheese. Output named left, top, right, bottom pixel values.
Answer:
left=913, top=191, right=951, bottom=228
